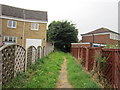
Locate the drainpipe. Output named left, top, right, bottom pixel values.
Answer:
left=92, top=33, right=94, bottom=47
left=0, top=4, right=2, bottom=44
left=22, top=10, right=25, bottom=47
left=22, top=10, right=27, bottom=71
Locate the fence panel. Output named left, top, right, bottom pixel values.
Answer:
left=71, top=46, right=120, bottom=88
left=0, top=45, right=26, bottom=85
left=14, top=45, right=26, bottom=76
left=86, top=48, right=95, bottom=71
left=1, top=45, right=15, bottom=85
left=102, top=49, right=120, bottom=88
left=102, top=49, right=116, bottom=87
left=78, top=48, right=82, bottom=59
left=0, top=43, right=54, bottom=87
left=114, top=50, right=120, bottom=88
left=87, top=47, right=101, bottom=71
left=81, top=47, right=87, bottom=67
left=27, top=46, right=37, bottom=68
left=37, top=46, right=42, bottom=60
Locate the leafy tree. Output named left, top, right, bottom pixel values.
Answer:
left=47, top=20, right=78, bottom=52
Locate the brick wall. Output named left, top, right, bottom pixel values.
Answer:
left=82, top=34, right=118, bottom=45
left=2, top=18, right=47, bottom=48
left=2, top=19, right=23, bottom=46
left=24, top=22, right=47, bottom=47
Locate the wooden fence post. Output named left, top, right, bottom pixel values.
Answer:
left=25, top=49, right=27, bottom=72
left=77, top=47, right=80, bottom=60
left=81, top=47, right=83, bottom=60
left=72, top=47, right=75, bottom=57
left=0, top=50, right=2, bottom=90
left=71, top=47, right=72, bottom=55
left=85, top=47, right=89, bottom=70
left=93, top=48, right=101, bottom=71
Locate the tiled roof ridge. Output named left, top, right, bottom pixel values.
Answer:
left=1, top=4, right=47, bottom=12
left=81, top=27, right=120, bottom=35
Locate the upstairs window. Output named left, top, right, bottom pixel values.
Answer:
left=31, top=23, right=39, bottom=30
left=4, top=36, right=17, bottom=43
left=7, top=20, right=17, bottom=28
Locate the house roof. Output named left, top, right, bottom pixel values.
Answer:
left=81, top=27, right=120, bottom=36
left=1, top=4, right=48, bottom=21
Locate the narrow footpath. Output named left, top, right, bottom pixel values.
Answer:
left=56, top=57, right=72, bottom=88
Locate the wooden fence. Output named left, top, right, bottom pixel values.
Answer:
left=0, top=43, right=54, bottom=88
left=71, top=46, right=120, bottom=88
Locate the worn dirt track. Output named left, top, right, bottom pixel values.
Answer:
left=56, top=56, right=72, bottom=88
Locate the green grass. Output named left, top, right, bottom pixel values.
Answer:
left=3, top=51, right=101, bottom=88
left=3, top=51, right=64, bottom=88
left=66, top=53, right=100, bottom=88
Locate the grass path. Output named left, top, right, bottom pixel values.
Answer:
left=56, top=56, right=72, bottom=88
left=3, top=51, right=100, bottom=88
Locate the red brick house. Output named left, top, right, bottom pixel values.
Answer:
left=81, top=28, right=120, bottom=45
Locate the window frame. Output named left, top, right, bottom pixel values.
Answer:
left=4, top=36, right=17, bottom=43
left=31, top=23, right=39, bottom=30
left=7, top=20, right=17, bottom=28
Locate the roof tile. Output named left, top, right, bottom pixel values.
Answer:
left=1, top=4, right=48, bottom=21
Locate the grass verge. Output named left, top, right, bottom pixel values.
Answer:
left=3, top=51, right=64, bottom=88
left=66, top=53, right=100, bottom=88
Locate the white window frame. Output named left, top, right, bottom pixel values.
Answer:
left=31, top=23, right=39, bottom=30
left=7, top=20, right=17, bottom=28
left=4, top=36, right=17, bottom=43
left=110, top=33, right=120, bottom=40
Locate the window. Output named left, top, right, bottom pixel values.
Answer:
left=31, top=23, right=39, bottom=30
left=110, top=33, right=120, bottom=40
left=4, top=36, right=8, bottom=41
left=4, top=36, right=17, bottom=43
left=13, top=37, right=16, bottom=43
left=7, top=20, right=17, bottom=28
left=9, top=37, right=12, bottom=42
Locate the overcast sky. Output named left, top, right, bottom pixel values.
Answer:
left=1, top=0, right=119, bottom=40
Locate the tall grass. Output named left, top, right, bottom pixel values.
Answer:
left=3, top=51, right=64, bottom=88
left=66, top=53, right=100, bottom=88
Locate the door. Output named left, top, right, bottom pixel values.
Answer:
left=26, top=39, right=42, bottom=48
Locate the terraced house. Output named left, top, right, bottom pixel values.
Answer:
left=0, top=4, right=48, bottom=48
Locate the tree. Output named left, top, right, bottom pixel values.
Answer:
left=47, top=20, right=78, bottom=52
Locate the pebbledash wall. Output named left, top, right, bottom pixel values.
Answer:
left=0, top=4, right=47, bottom=48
